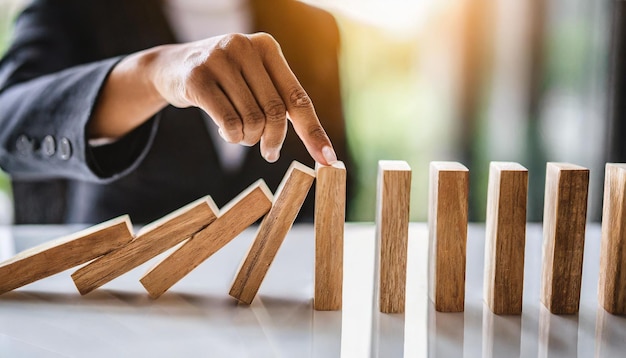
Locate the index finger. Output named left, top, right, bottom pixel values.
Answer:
left=248, top=33, right=338, bottom=166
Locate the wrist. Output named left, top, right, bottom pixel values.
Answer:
left=131, top=47, right=169, bottom=109
left=88, top=48, right=170, bottom=140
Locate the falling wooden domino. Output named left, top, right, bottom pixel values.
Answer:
left=540, top=162, right=589, bottom=314
left=599, top=163, right=626, bottom=314
left=71, top=196, right=219, bottom=295
left=230, top=161, right=316, bottom=305
left=483, top=162, right=528, bottom=315
left=376, top=160, right=411, bottom=313
left=428, top=161, right=469, bottom=312
left=314, top=161, right=346, bottom=311
left=0, top=216, right=133, bottom=295
left=139, top=180, right=273, bottom=298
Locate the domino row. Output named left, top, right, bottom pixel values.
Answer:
left=0, top=161, right=347, bottom=308
left=3, top=159, right=624, bottom=317
left=376, top=160, right=626, bottom=316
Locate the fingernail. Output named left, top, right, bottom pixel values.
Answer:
left=322, top=146, right=338, bottom=165
left=264, top=148, right=280, bottom=163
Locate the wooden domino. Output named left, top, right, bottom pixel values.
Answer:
left=376, top=160, right=411, bottom=313
left=230, top=161, right=315, bottom=304
left=598, top=163, right=626, bottom=314
left=71, top=196, right=219, bottom=295
left=140, top=180, right=273, bottom=298
left=484, top=162, right=528, bottom=315
left=540, top=162, right=589, bottom=314
left=314, top=161, right=346, bottom=311
left=428, top=161, right=469, bottom=312
left=0, top=216, right=133, bottom=295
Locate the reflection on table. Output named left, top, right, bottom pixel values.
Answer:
left=0, top=224, right=625, bottom=357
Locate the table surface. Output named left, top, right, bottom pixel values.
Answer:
left=0, top=223, right=624, bottom=358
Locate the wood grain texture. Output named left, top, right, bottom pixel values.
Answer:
left=376, top=160, right=411, bottom=313
left=314, top=161, right=346, bottom=311
left=484, top=162, right=528, bottom=315
left=428, top=161, right=469, bottom=312
left=140, top=180, right=273, bottom=298
left=71, top=196, right=219, bottom=295
left=0, top=216, right=133, bottom=295
left=598, top=163, right=626, bottom=314
left=540, top=162, right=589, bottom=314
left=230, top=161, right=316, bottom=304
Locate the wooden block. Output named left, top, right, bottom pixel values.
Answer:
left=484, top=162, right=528, bottom=315
left=314, top=161, right=346, bottom=311
left=71, top=196, right=219, bottom=295
left=598, top=163, right=626, bottom=314
left=0, top=216, right=133, bottom=295
left=140, top=180, right=273, bottom=298
left=428, top=161, right=469, bottom=312
left=376, top=160, right=411, bottom=313
left=230, top=161, right=316, bottom=304
left=540, top=162, right=589, bottom=314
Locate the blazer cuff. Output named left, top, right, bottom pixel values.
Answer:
left=86, top=114, right=160, bottom=181
left=0, top=56, right=160, bottom=183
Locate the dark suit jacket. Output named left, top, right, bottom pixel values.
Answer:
left=0, top=0, right=352, bottom=223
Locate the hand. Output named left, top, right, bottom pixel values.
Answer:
left=145, top=33, right=338, bottom=165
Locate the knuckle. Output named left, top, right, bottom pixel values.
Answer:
left=243, top=110, right=265, bottom=126
left=221, top=113, right=242, bottom=129
left=289, top=87, right=312, bottom=108
left=307, top=125, right=328, bottom=142
left=219, top=33, right=250, bottom=54
left=252, top=32, right=280, bottom=51
left=263, top=100, right=286, bottom=120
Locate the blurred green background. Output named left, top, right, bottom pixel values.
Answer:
left=0, top=0, right=612, bottom=223
left=314, top=0, right=608, bottom=222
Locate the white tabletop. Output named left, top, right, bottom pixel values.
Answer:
left=0, top=223, right=624, bottom=357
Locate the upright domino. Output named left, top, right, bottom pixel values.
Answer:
left=540, top=162, right=589, bottom=314
left=314, top=161, right=346, bottom=311
left=140, top=180, right=273, bottom=298
left=230, top=161, right=315, bottom=304
left=0, top=216, right=133, bottom=295
left=598, top=163, right=626, bottom=314
left=484, top=162, right=528, bottom=315
left=428, top=161, right=469, bottom=312
left=71, top=196, right=219, bottom=295
left=376, top=160, right=411, bottom=313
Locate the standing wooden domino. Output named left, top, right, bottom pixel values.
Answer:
left=314, top=161, right=346, bottom=311
left=484, top=162, right=528, bottom=315
left=71, top=196, right=219, bottom=295
left=598, top=163, right=626, bottom=314
left=229, top=161, right=315, bottom=304
left=541, top=162, right=589, bottom=314
left=0, top=216, right=134, bottom=295
left=140, top=180, right=273, bottom=298
left=428, top=161, right=469, bottom=312
left=376, top=160, right=411, bottom=313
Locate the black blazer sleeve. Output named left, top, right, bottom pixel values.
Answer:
left=0, top=0, right=159, bottom=183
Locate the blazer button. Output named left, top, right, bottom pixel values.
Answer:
left=58, top=137, right=72, bottom=160
left=16, top=135, right=34, bottom=156
left=41, top=135, right=56, bottom=157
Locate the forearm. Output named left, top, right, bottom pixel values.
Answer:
left=88, top=48, right=168, bottom=140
